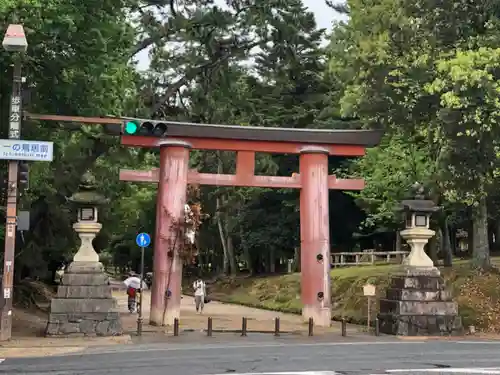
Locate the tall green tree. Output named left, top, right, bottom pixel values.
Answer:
left=0, top=0, right=139, bottom=279
left=328, top=0, right=500, bottom=269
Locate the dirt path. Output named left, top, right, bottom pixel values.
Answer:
left=117, top=291, right=342, bottom=334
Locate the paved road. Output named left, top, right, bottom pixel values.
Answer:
left=2, top=338, right=500, bottom=375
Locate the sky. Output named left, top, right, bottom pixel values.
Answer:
left=136, top=0, right=343, bottom=70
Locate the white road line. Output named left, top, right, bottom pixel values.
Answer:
left=89, top=340, right=428, bottom=356
left=456, top=341, right=500, bottom=344
left=204, top=372, right=340, bottom=375
left=0, top=359, right=4, bottom=364
left=386, top=368, right=500, bottom=374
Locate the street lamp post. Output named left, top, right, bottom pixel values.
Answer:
left=0, top=24, right=28, bottom=341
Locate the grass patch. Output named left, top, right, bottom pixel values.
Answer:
left=206, top=262, right=500, bottom=332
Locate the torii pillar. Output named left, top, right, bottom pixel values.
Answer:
left=150, top=140, right=190, bottom=326
left=300, top=147, right=331, bottom=326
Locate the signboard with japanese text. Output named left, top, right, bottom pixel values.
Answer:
left=363, top=283, right=376, bottom=297
left=9, top=95, right=21, bottom=139
left=0, top=139, right=53, bottom=161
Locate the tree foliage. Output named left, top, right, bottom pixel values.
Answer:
left=1, top=0, right=499, bottom=284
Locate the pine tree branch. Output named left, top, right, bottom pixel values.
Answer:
left=151, top=40, right=263, bottom=114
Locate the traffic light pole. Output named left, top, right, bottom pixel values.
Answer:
left=0, top=56, right=22, bottom=341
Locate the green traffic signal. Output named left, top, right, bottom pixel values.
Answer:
left=122, top=119, right=168, bottom=137
left=124, top=121, right=139, bottom=135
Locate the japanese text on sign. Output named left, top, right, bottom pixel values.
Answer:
left=9, top=95, right=21, bottom=139
left=0, top=140, right=54, bottom=162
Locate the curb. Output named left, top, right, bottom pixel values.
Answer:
left=0, top=346, right=86, bottom=359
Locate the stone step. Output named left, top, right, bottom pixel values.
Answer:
left=48, top=312, right=120, bottom=323
left=49, top=298, right=118, bottom=313
left=56, top=285, right=112, bottom=299
left=62, top=273, right=110, bottom=286
left=46, top=311, right=122, bottom=336
left=379, top=299, right=458, bottom=316
left=390, top=275, right=446, bottom=290
left=66, top=261, right=105, bottom=274
left=378, top=313, right=463, bottom=336
left=385, top=288, right=452, bottom=302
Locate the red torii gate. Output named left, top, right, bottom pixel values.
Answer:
left=120, top=122, right=382, bottom=327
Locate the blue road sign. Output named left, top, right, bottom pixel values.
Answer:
left=136, top=233, right=151, bottom=248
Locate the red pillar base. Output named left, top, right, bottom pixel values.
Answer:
left=299, top=147, right=332, bottom=327
left=302, top=306, right=332, bottom=327
left=150, top=140, right=190, bottom=326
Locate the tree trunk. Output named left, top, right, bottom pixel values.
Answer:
left=467, top=207, right=474, bottom=257
left=488, top=220, right=495, bottom=250
left=293, top=247, right=300, bottom=272
left=441, top=217, right=453, bottom=267
left=216, top=197, right=230, bottom=275
left=395, top=231, right=402, bottom=252
left=472, top=196, right=491, bottom=269
left=449, top=227, right=457, bottom=256
left=495, top=220, right=500, bottom=248
left=269, top=248, right=275, bottom=273
left=226, top=233, right=237, bottom=276
left=240, top=225, right=252, bottom=275
left=224, top=214, right=237, bottom=276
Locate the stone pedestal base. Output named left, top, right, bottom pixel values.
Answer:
left=46, top=262, right=122, bottom=337
left=378, top=269, right=463, bottom=336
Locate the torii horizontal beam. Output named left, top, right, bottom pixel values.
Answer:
left=121, top=135, right=366, bottom=156
left=119, top=168, right=365, bottom=190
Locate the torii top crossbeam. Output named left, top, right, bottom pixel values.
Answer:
left=119, top=120, right=382, bottom=190
left=121, top=120, right=382, bottom=156
left=23, top=113, right=383, bottom=190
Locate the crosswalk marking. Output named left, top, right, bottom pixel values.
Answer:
left=206, top=372, right=341, bottom=375
left=385, top=368, right=500, bottom=374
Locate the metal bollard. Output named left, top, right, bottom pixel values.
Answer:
left=173, top=318, right=179, bottom=337
left=308, top=317, right=314, bottom=336
left=241, top=317, right=247, bottom=337
left=375, top=317, right=380, bottom=336
left=341, top=318, right=347, bottom=337
left=274, top=317, right=280, bottom=336
left=207, top=317, right=213, bottom=337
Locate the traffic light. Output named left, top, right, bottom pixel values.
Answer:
left=18, top=161, right=29, bottom=191
left=122, top=119, right=168, bottom=137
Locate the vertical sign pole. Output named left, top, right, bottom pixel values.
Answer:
left=367, top=296, right=371, bottom=333
left=137, top=246, right=145, bottom=336
left=0, top=56, right=22, bottom=341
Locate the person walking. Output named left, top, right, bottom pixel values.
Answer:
left=124, top=271, right=147, bottom=313
left=192, top=278, right=206, bottom=313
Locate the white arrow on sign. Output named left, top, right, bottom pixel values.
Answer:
left=140, top=234, right=145, bottom=246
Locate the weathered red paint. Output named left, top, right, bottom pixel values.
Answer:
left=150, top=142, right=190, bottom=326
left=119, top=168, right=365, bottom=190
left=121, top=135, right=366, bottom=156
left=299, top=148, right=332, bottom=326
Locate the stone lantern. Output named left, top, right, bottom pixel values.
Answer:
left=378, top=183, right=462, bottom=336
left=69, top=171, right=108, bottom=263
left=399, top=182, right=441, bottom=272
left=46, top=172, right=122, bottom=337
